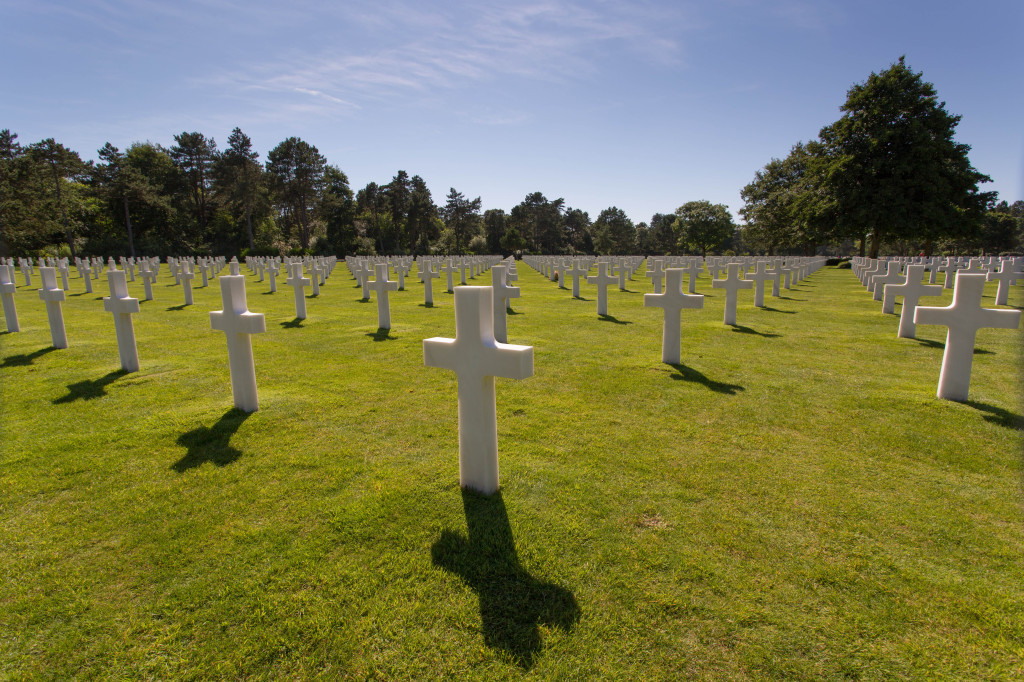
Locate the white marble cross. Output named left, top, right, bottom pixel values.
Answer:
left=103, top=270, right=141, bottom=371
left=0, top=264, right=20, bottom=332
left=749, top=261, right=778, bottom=307
left=644, top=268, right=703, bottom=364
left=567, top=261, right=589, bottom=298
left=914, top=272, right=1021, bottom=401
left=285, top=263, right=311, bottom=319
left=419, top=262, right=439, bottom=306
left=883, top=264, right=942, bottom=338
left=871, top=262, right=904, bottom=301
left=181, top=262, right=195, bottom=306
left=440, top=260, right=457, bottom=293
left=587, top=262, right=617, bottom=316
left=646, top=259, right=665, bottom=294
left=80, top=260, right=94, bottom=294
left=139, top=262, right=156, bottom=301
left=987, top=261, right=1017, bottom=306
left=712, top=262, right=753, bottom=326
left=681, top=260, right=702, bottom=293
left=210, top=275, right=266, bottom=412
left=309, top=262, right=321, bottom=296
left=491, top=264, right=520, bottom=343
left=368, top=263, right=399, bottom=329
left=38, top=267, right=68, bottom=348
left=267, top=262, right=279, bottom=293
left=423, top=286, right=533, bottom=495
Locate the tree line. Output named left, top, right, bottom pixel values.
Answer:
left=1, top=58, right=1020, bottom=260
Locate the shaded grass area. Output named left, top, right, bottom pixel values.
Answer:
left=1, top=263, right=1022, bottom=679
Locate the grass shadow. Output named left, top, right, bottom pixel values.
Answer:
left=2, top=346, right=57, bottom=368
left=597, top=314, right=631, bottom=325
left=964, top=400, right=1024, bottom=430
left=173, top=408, right=251, bottom=472
left=53, top=369, right=128, bottom=403
left=281, top=317, right=305, bottom=328
left=261, top=290, right=277, bottom=295
left=917, top=338, right=993, bottom=355
left=668, top=363, right=744, bottom=395
left=418, top=302, right=435, bottom=308
left=431, top=489, right=580, bottom=670
left=760, top=306, right=796, bottom=314
left=367, top=328, right=394, bottom=341
left=730, top=324, right=781, bottom=338
left=776, top=296, right=804, bottom=301
left=506, top=308, right=522, bottom=315
left=166, top=304, right=189, bottom=311
left=573, top=296, right=591, bottom=301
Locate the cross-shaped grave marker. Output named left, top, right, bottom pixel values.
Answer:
left=210, top=275, right=266, bottom=412
left=644, top=268, right=703, bottom=364
left=712, top=262, right=753, bottom=326
left=180, top=262, right=195, bottom=306
left=749, top=261, right=778, bottom=307
left=424, top=286, right=533, bottom=495
left=491, top=264, right=520, bottom=343
left=368, top=263, right=399, bottom=329
left=0, top=263, right=20, bottom=332
left=567, top=261, right=589, bottom=298
left=38, top=267, right=68, bottom=349
left=103, top=269, right=141, bottom=372
left=987, top=261, right=1017, bottom=306
left=587, top=262, right=617, bottom=316
left=646, top=259, right=665, bottom=294
left=420, top=262, right=439, bottom=306
left=914, top=272, right=1021, bottom=401
left=882, top=264, right=943, bottom=338
left=871, top=262, right=904, bottom=301
left=285, top=263, right=311, bottom=319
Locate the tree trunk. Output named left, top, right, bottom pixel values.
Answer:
left=858, top=233, right=866, bottom=258
left=123, top=197, right=136, bottom=258
left=244, top=202, right=254, bottom=253
left=869, top=231, right=881, bottom=259
left=50, top=162, right=76, bottom=261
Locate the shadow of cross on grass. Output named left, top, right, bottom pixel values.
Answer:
left=668, top=363, right=744, bottom=395
left=53, top=369, right=128, bottom=404
left=172, top=409, right=251, bottom=472
left=431, top=489, right=580, bottom=669
left=1, top=346, right=56, bottom=368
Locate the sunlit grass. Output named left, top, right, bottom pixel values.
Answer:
left=1, top=261, right=1021, bottom=679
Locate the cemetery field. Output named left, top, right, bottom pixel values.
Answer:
left=1, top=263, right=1022, bottom=680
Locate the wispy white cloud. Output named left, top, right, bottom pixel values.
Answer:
left=209, top=0, right=690, bottom=120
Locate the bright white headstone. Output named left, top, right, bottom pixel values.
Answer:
left=423, top=286, right=533, bottom=495
left=644, top=268, right=703, bottom=364
left=914, top=272, right=1021, bottom=401
left=210, top=275, right=266, bottom=412
left=38, top=267, right=68, bottom=348
left=103, top=270, right=141, bottom=371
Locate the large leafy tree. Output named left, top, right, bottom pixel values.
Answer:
left=592, top=206, right=635, bottom=255
left=563, top=207, right=592, bottom=254
left=215, top=128, right=265, bottom=252
left=482, top=208, right=507, bottom=254
left=383, top=170, right=412, bottom=254
left=93, top=142, right=168, bottom=257
left=675, top=200, right=734, bottom=257
left=818, top=57, right=991, bottom=257
left=509, top=192, right=565, bottom=253
left=405, top=175, right=438, bottom=255
left=169, top=132, right=219, bottom=236
left=441, top=188, right=481, bottom=255
left=26, top=138, right=89, bottom=259
left=266, top=137, right=327, bottom=250
left=648, top=212, right=678, bottom=255
left=319, top=165, right=357, bottom=255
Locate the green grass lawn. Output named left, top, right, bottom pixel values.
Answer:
left=1, top=261, right=1022, bottom=680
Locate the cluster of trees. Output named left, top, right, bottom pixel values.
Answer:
left=738, top=57, right=1021, bottom=257
left=1, top=59, right=1019, bottom=260
left=0, top=128, right=742, bottom=259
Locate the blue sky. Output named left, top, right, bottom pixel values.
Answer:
left=3, top=0, right=1021, bottom=224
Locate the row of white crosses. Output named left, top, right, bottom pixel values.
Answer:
left=853, top=256, right=1022, bottom=401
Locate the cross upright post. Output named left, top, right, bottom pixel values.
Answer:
left=567, top=260, right=589, bottom=298
left=368, top=262, right=399, bottom=329
left=103, top=269, right=141, bottom=371
left=644, top=268, right=703, bottom=364
left=914, top=272, right=1021, bottom=401
left=181, top=262, right=195, bottom=306
left=38, top=267, right=68, bottom=348
left=0, top=264, right=20, bottom=332
left=987, top=261, right=1017, bottom=306
left=749, top=261, right=778, bottom=307
left=420, top=261, right=440, bottom=305
left=871, top=262, right=904, bottom=301
left=712, top=262, right=753, bottom=325
left=491, top=264, right=520, bottom=343
left=883, top=264, right=942, bottom=337
left=285, top=263, right=311, bottom=319
left=210, top=275, right=266, bottom=412
left=646, top=259, right=665, bottom=294
left=587, top=262, right=617, bottom=316
left=424, top=286, right=533, bottom=495
left=440, top=259, right=457, bottom=293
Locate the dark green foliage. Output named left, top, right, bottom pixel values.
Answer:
left=675, top=200, right=734, bottom=256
